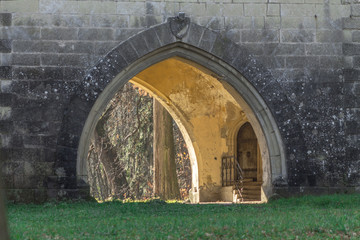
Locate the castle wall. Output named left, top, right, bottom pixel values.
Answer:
left=0, top=0, right=359, bottom=202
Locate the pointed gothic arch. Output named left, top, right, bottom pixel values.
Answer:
left=56, top=20, right=302, bottom=202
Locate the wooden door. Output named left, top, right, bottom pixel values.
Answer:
left=237, top=123, right=258, bottom=181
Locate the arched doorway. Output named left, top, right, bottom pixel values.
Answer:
left=76, top=46, right=286, bottom=202
left=64, top=22, right=289, bottom=203
left=237, top=122, right=261, bottom=182
left=237, top=122, right=262, bottom=201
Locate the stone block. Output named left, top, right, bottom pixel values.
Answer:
left=0, top=121, right=13, bottom=134
left=18, top=121, right=57, bottom=136
left=12, top=13, right=50, bottom=27
left=281, top=16, right=316, bottom=29
left=91, top=51, right=127, bottom=84
left=353, top=56, right=360, bottom=68
left=129, top=15, right=162, bottom=28
left=0, top=27, right=41, bottom=40
left=0, top=66, right=12, bottom=79
left=265, top=43, right=305, bottom=55
left=143, top=28, right=162, bottom=52
left=1, top=0, right=39, bottom=13
left=352, top=5, right=360, bottom=17
left=223, top=4, right=244, bottom=16
left=319, top=56, right=345, bottom=68
left=269, top=0, right=305, bottom=3
left=22, top=135, right=42, bottom=148
left=51, top=14, right=90, bottom=28
left=41, top=27, right=78, bottom=40
left=205, top=3, right=223, bottom=17
left=342, top=0, right=360, bottom=3
left=281, top=4, right=316, bottom=17
left=34, top=189, right=48, bottom=203
left=352, top=31, right=360, bottom=42
left=195, top=16, right=224, bottom=31
left=1, top=175, right=13, bottom=189
left=0, top=13, right=11, bottom=27
left=180, top=3, right=206, bottom=17
left=0, top=93, right=15, bottom=106
left=242, top=17, right=265, bottom=29
left=162, top=2, right=180, bottom=17
left=343, top=17, right=360, bottom=29
left=4, top=134, right=23, bottom=148
left=264, top=16, right=281, bottom=29
left=224, top=29, right=240, bottom=43
left=304, top=0, right=326, bottom=3
left=131, top=35, right=149, bottom=57
left=78, top=1, right=117, bottom=14
left=182, top=22, right=204, bottom=47
left=267, top=3, right=280, bottom=16
left=114, top=29, right=141, bottom=43
left=0, top=80, right=12, bottom=93
left=12, top=54, right=40, bottom=66
left=40, top=54, right=92, bottom=67
left=12, top=40, right=41, bottom=53
left=244, top=3, right=266, bottom=17
left=225, top=16, right=265, bottom=29
left=145, top=2, right=163, bottom=15
left=13, top=66, right=63, bottom=80
left=198, top=28, right=218, bottom=51
left=211, top=36, right=239, bottom=63
left=255, top=56, right=286, bottom=68
left=343, top=29, right=354, bottom=43
left=39, top=0, right=79, bottom=14
left=316, top=30, right=344, bottom=42
left=241, top=29, right=279, bottom=42
left=94, top=42, right=118, bottom=56
left=8, top=148, right=43, bottom=163
left=152, top=23, right=175, bottom=47
left=63, top=68, right=84, bottom=81
left=0, top=106, right=11, bottom=120
left=281, top=29, right=315, bottom=42
left=286, top=56, right=319, bottom=68
left=239, top=43, right=264, bottom=55
left=343, top=43, right=360, bottom=55
left=315, top=4, right=351, bottom=19
left=1, top=54, right=11, bottom=66
left=233, top=0, right=267, bottom=2
left=6, top=189, right=35, bottom=203
left=343, top=69, right=360, bottom=82
left=90, top=15, right=128, bottom=28
left=44, top=41, right=94, bottom=54
left=117, top=2, right=146, bottom=15
left=305, top=43, right=342, bottom=55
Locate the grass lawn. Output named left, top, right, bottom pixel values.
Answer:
left=6, top=194, right=360, bottom=239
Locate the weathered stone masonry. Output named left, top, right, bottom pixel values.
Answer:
left=0, top=0, right=360, bottom=202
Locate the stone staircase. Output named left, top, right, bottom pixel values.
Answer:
left=234, top=178, right=262, bottom=202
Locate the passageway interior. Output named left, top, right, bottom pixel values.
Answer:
left=129, top=57, right=263, bottom=202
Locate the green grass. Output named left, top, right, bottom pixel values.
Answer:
left=7, top=194, right=360, bottom=239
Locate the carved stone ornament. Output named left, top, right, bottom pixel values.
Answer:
left=169, top=12, right=190, bottom=39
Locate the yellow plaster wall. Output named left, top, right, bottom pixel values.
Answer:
left=131, top=58, right=248, bottom=201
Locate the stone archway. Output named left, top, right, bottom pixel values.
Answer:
left=57, top=20, right=300, bottom=202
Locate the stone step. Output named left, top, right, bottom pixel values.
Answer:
left=242, top=192, right=260, bottom=198
left=242, top=181, right=262, bottom=186
left=242, top=185, right=261, bottom=190
left=242, top=178, right=254, bottom=183
left=236, top=196, right=261, bottom=202
left=241, top=190, right=260, bottom=195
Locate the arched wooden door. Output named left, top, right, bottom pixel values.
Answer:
left=237, top=122, right=262, bottom=182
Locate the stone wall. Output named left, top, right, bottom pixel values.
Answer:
left=0, top=0, right=359, bottom=202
